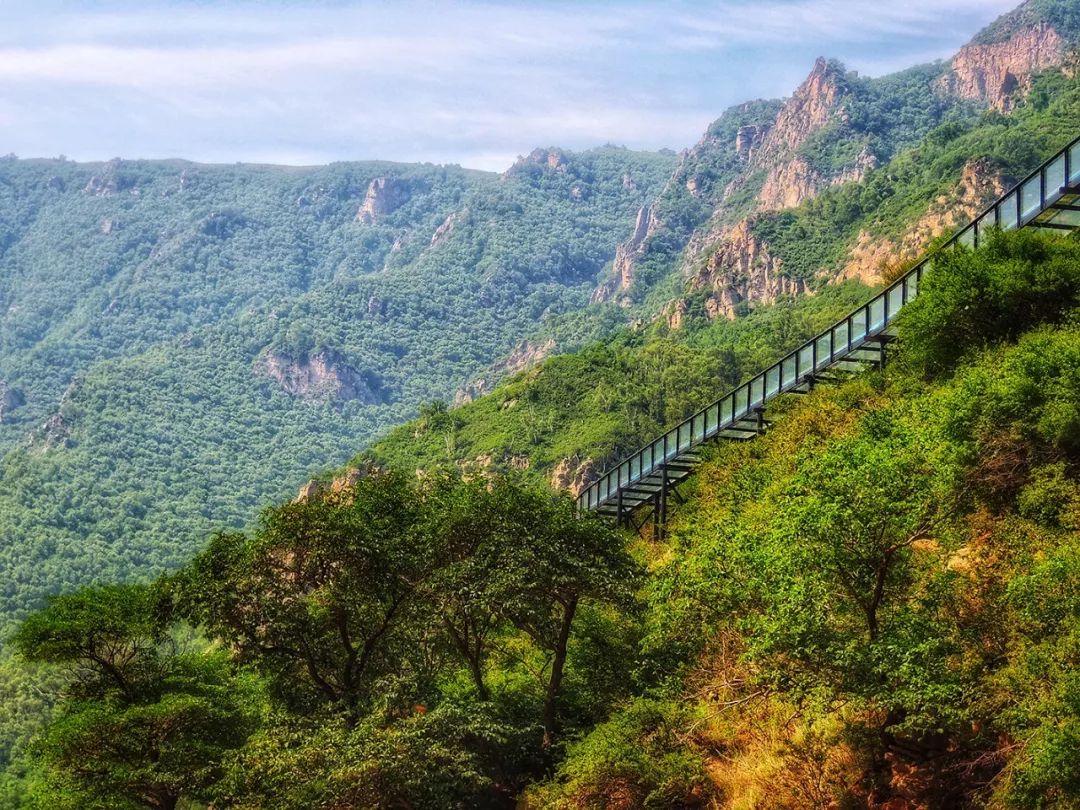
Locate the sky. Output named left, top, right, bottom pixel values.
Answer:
left=0, top=0, right=1022, bottom=172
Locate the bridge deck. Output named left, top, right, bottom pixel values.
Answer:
left=579, top=134, right=1080, bottom=532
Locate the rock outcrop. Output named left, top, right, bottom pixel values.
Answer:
left=691, top=220, right=806, bottom=320
left=294, top=462, right=378, bottom=504
left=665, top=299, right=688, bottom=331
left=939, top=22, right=1065, bottom=111
left=30, top=413, right=70, bottom=450
left=430, top=210, right=462, bottom=248
left=453, top=338, right=556, bottom=406
left=259, top=349, right=383, bottom=404
left=83, top=159, right=135, bottom=197
left=0, top=382, right=24, bottom=423
left=550, top=456, right=599, bottom=499
left=744, top=57, right=868, bottom=213
left=752, top=57, right=843, bottom=169
left=506, top=147, right=570, bottom=176
left=840, top=158, right=1007, bottom=284
left=757, top=150, right=876, bottom=213
left=735, top=124, right=770, bottom=161
left=591, top=205, right=656, bottom=304
left=356, top=177, right=413, bottom=223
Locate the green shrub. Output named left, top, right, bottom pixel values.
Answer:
left=897, top=230, right=1080, bottom=376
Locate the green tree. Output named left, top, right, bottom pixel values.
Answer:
left=12, top=585, right=258, bottom=810
left=178, top=470, right=431, bottom=722
left=470, top=479, right=640, bottom=748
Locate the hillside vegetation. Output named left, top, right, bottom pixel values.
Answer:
left=8, top=229, right=1080, bottom=809
left=0, top=147, right=675, bottom=636
left=5, top=2, right=1080, bottom=805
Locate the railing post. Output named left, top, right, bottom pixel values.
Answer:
left=659, top=465, right=668, bottom=540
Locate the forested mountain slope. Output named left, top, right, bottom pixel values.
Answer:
left=366, top=64, right=1080, bottom=497
left=0, top=147, right=675, bottom=633
left=11, top=228, right=1080, bottom=809
left=5, top=1, right=1080, bottom=805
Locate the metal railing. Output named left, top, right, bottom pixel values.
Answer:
left=580, top=133, right=1080, bottom=515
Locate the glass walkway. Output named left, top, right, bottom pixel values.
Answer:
left=579, top=133, right=1080, bottom=534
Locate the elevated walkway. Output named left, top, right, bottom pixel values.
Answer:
left=579, top=134, right=1080, bottom=535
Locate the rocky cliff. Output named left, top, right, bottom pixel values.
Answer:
left=505, top=147, right=570, bottom=176
left=549, top=455, right=599, bottom=499
left=593, top=58, right=858, bottom=307
left=590, top=204, right=656, bottom=304
left=751, top=58, right=843, bottom=171
left=258, top=349, right=384, bottom=404
left=689, top=220, right=806, bottom=321
left=736, top=57, right=860, bottom=214
left=453, top=338, right=557, bottom=406
left=356, top=177, right=414, bottom=223
left=839, top=158, right=1007, bottom=284
left=939, top=22, right=1065, bottom=111
left=756, top=150, right=876, bottom=213
left=595, top=3, right=1076, bottom=319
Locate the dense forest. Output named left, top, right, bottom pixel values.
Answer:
left=6, top=229, right=1080, bottom=808
left=4, top=0, right=1080, bottom=805
left=0, top=147, right=675, bottom=637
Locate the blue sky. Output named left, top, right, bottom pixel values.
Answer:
left=0, top=0, right=1020, bottom=171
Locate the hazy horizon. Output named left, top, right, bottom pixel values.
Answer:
left=1, top=0, right=1020, bottom=172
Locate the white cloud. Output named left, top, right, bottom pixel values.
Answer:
left=0, top=0, right=1024, bottom=169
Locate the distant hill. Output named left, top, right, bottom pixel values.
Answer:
left=0, top=147, right=675, bottom=633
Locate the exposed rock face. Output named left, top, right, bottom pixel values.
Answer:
left=691, top=220, right=806, bottom=320
left=259, top=349, right=383, bottom=404
left=757, top=150, right=876, bottom=212
left=518, top=149, right=570, bottom=174
left=735, top=124, right=770, bottom=161
left=591, top=205, right=656, bottom=304
left=430, top=210, right=462, bottom=247
left=940, top=23, right=1065, bottom=111
left=840, top=158, right=1007, bottom=284
left=757, top=157, right=821, bottom=213
left=0, top=382, right=24, bottom=422
left=753, top=58, right=843, bottom=169
left=507, top=147, right=569, bottom=175
left=453, top=338, right=556, bottom=405
left=356, top=177, right=413, bottom=223
left=30, top=413, right=70, bottom=450
left=744, top=57, right=871, bottom=213
left=84, top=159, right=134, bottom=197
left=550, top=456, right=599, bottom=499
left=666, top=298, right=688, bottom=331
left=295, top=479, right=324, bottom=503
left=295, top=463, right=378, bottom=503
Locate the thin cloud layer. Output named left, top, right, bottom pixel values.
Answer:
left=0, top=0, right=1019, bottom=170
